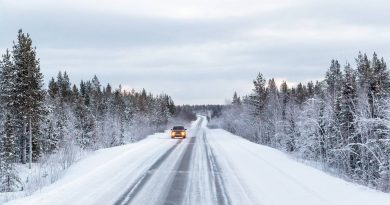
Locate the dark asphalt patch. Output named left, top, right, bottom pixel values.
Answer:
left=163, top=137, right=196, bottom=205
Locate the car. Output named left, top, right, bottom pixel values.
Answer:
left=171, top=126, right=187, bottom=139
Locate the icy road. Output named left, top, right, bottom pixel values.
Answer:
left=6, top=116, right=390, bottom=205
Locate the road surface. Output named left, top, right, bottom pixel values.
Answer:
left=114, top=117, right=232, bottom=205
left=5, top=116, right=390, bottom=205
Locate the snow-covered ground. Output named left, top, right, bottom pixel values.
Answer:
left=2, top=129, right=180, bottom=205
left=207, top=128, right=390, bottom=205
left=4, top=116, right=390, bottom=205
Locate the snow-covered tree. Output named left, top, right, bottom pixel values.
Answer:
left=232, top=91, right=241, bottom=105
left=0, top=115, right=21, bottom=192
left=0, top=30, right=178, bottom=194
left=250, top=73, right=268, bottom=116
left=12, top=29, right=46, bottom=162
left=210, top=53, right=390, bottom=192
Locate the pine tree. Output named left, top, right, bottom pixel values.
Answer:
left=356, top=52, right=371, bottom=88
left=48, top=77, right=58, bottom=98
left=325, top=59, right=343, bottom=102
left=265, top=78, right=279, bottom=145
left=250, top=73, right=267, bottom=116
left=279, top=81, right=295, bottom=151
left=73, top=95, right=95, bottom=148
left=232, top=91, right=241, bottom=105
left=325, top=60, right=344, bottom=163
left=166, top=95, right=176, bottom=115
left=280, top=81, right=288, bottom=116
left=340, top=64, right=357, bottom=138
left=90, top=75, right=103, bottom=117
left=138, top=88, right=148, bottom=112
left=295, top=83, right=306, bottom=105
left=0, top=115, right=21, bottom=192
left=314, top=81, right=322, bottom=96
left=0, top=50, right=17, bottom=126
left=72, top=84, right=79, bottom=98
left=370, top=53, right=390, bottom=116
left=111, top=89, right=125, bottom=145
left=307, top=81, right=314, bottom=98
left=0, top=38, right=25, bottom=163
left=12, top=29, right=46, bottom=161
left=339, top=63, right=360, bottom=175
left=61, top=71, right=72, bottom=102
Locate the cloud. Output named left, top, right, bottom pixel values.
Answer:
left=0, top=0, right=298, bottom=19
left=1, top=0, right=390, bottom=104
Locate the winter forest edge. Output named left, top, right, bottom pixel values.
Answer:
left=0, top=30, right=190, bottom=195
left=210, top=53, right=390, bottom=192
left=2, top=27, right=390, bottom=200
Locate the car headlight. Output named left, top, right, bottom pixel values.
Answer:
left=171, top=132, right=175, bottom=136
left=181, top=131, right=185, bottom=136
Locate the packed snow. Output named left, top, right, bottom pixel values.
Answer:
left=207, top=128, right=390, bottom=205
left=3, top=130, right=180, bottom=205
left=4, top=116, right=390, bottom=205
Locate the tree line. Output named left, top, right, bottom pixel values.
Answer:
left=0, top=30, right=176, bottom=192
left=211, top=52, right=390, bottom=192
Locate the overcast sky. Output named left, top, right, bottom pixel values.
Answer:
left=1, top=0, right=390, bottom=104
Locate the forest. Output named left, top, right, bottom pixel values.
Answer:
left=2, top=29, right=390, bottom=195
left=210, top=53, right=390, bottom=192
left=0, top=30, right=178, bottom=192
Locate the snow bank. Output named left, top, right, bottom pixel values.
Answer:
left=3, top=130, right=177, bottom=205
left=207, top=128, right=390, bottom=205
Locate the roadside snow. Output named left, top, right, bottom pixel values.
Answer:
left=4, top=116, right=390, bottom=205
left=3, top=130, right=177, bottom=205
left=207, top=128, right=390, bottom=205
left=3, top=118, right=199, bottom=205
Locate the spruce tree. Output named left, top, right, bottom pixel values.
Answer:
left=48, top=77, right=58, bottom=98
left=370, top=53, right=390, bottom=116
left=73, top=96, right=95, bottom=148
left=295, top=83, right=306, bottom=105
left=61, top=71, right=72, bottom=102
left=307, top=81, right=314, bottom=98
left=325, top=59, right=343, bottom=102
left=166, top=96, right=176, bottom=115
left=250, top=73, right=267, bottom=116
left=340, top=63, right=357, bottom=138
left=0, top=115, right=21, bottom=192
left=356, top=52, right=371, bottom=88
left=325, top=60, right=343, bottom=158
left=232, top=91, right=241, bottom=105
left=112, top=89, right=125, bottom=145
left=0, top=50, right=17, bottom=126
left=12, top=29, right=46, bottom=162
left=340, top=63, right=360, bottom=175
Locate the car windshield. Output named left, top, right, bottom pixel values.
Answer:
left=172, top=126, right=185, bottom=130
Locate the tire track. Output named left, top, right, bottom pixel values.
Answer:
left=116, top=117, right=205, bottom=205
left=114, top=140, right=182, bottom=205
left=206, top=132, right=259, bottom=205
left=203, top=131, right=232, bottom=205
left=161, top=118, right=203, bottom=205
left=162, top=137, right=196, bottom=205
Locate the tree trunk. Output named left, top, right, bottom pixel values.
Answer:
left=22, top=135, right=26, bottom=164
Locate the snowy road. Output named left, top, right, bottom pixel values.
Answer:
left=114, top=117, right=230, bottom=205
left=5, top=116, right=390, bottom=205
